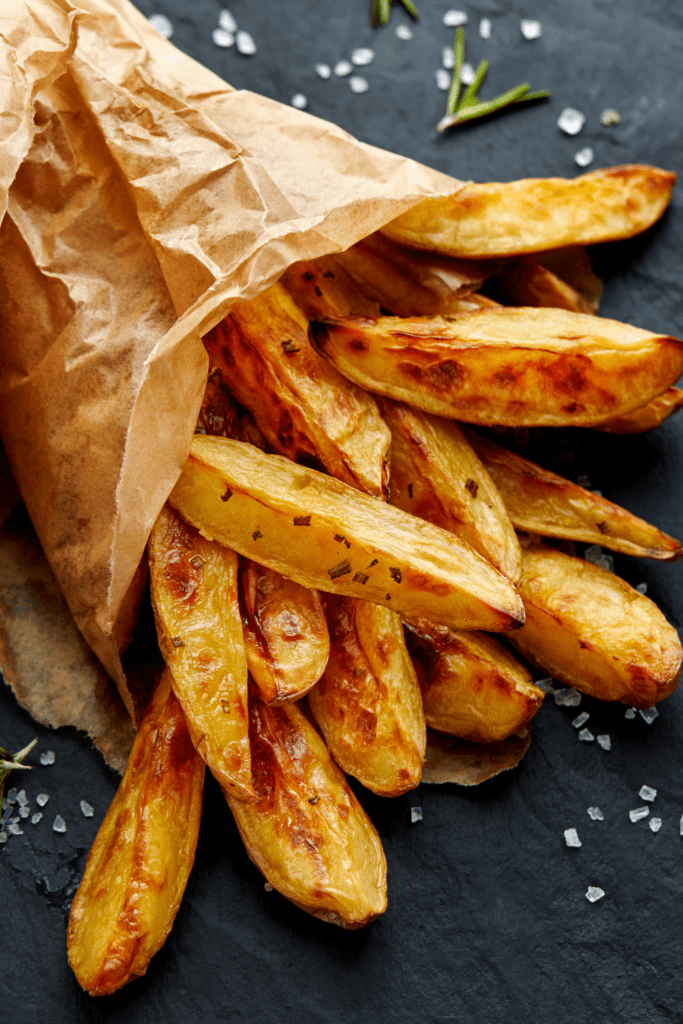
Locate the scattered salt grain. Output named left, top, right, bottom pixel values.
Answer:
left=18, top=806, right=30, bottom=819
left=639, top=785, right=657, bottom=802
left=554, top=688, right=581, bottom=707
left=564, top=828, right=581, bottom=848
left=585, top=886, right=605, bottom=902
left=235, top=31, right=256, bottom=56
left=625, top=708, right=637, bottom=720
left=443, top=10, right=468, bottom=27
left=147, top=13, right=173, bottom=39
left=574, top=146, right=594, bottom=168
left=479, top=18, right=491, bottom=39
left=334, top=60, right=353, bottom=77
left=1, top=799, right=9, bottom=812
left=53, top=815, right=67, bottom=833
left=639, top=706, right=659, bottom=725
left=558, top=107, right=585, bottom=136
left=36, top=793, right=49, bottom=807
left=219, top=9, right=237, bottom=33
left=600, top=108, right=621, bottom=126
left=17, top=790, right=28, bottom=807
left=351, top=47, right=374, bottom=66
left=435, top=68, right=451, bottom=91
left=649, top=817, right=662, bottom=833
left=578, top=729, right=594, bottom=742
left=584, top=545, right=614, bottom=572
left=411, top=806, right=423, bottom=823
left=80, top=800, right=94, bottom=818
left=212, top=28, right=235, bottom=47
left=635, top=582, right=648, bottom=595
left=520, top=19, right=542, bottom=40
left=587, top=807, right=604, bottom=821
left=592, top=489, right=602, bottom=497
left=264, top=882, right=273, bottom=891
left=7, top=822, right=23, bottom=836
left=442, top=46, right=455, bottom=69
left=460, top=62, right=476, bottom=85
left=679, top=814, right=683, bottom=836
left=31, top=813, right=43, bottom=825
left=39, top=751, right=55, bottom=766
left=7, top=788, right=17, bottom=803
left=535, top=678, right=555, bottom=694
left=315, top=63, right=331, bottom=79
left=0, top=832, right=6, bottom=844
left=291, top=93, right=308, bottom=109
left=395, top=24, right=413, bottom=40
left=572, top=712, right=590, bottom=729
left=349, top=76, right=369, bottom=94
left=597, top=734, right=611, bottom=751
left=629, top=806, right=649, bottom=823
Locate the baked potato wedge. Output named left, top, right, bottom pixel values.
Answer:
left=203, top=282, right=390, bottom=498
left=169, top=435, right=525, bottom=633
left=535, top=247, right=602, bottom=314
left=465, top=429, right=682, bottom=561
left=148, top=504, right=254, bottom=800
left=486, top=260, right=595, bottom=314
left=405, top=619, right=543, bottom=743
left=379, top=397, right=522, bottom=583
left=240, top=559, right=330, bottom=704
left=309, top=308, right=683, bottom=427
left=281, top=257, right=381, bottom=319
left=67, top=670, right=205, bottom=996
left=509, top=540, right=683, bottom=707
left=226, top=693, right=387, bottom=928
left=196, top=366, right=268, bottom=450
left=308, top=596, right=425, bottom=796
left=595, top=387, right=683, bottom=434
left=381, top=165, right=676, bottom=258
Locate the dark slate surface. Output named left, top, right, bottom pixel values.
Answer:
left=2, top=1, right=683, bottom=1021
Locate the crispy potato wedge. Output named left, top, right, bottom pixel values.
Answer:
left=405, top=619, right=543, bottom=743
left=240, top=559, right=330, bottom=704
left=308, top=596, right=425, bottom=796
left=203, top=282, right=390, bottom=498
left=196, top=367, right=268, bottom=449
left=281, top=257, right=381, bottom=319
left=595, top=387, right=683, bottom=434
left=309, top=308, right=683, bottom=427
left=486, top=260, right=595, bottom=314
left=148, top=504, right=254, bottom=800
left=422, top=729, right=532, bottom=785
left=169, top=436, right=525, bottom=633
left=466, top=429, right=682, bottom=561
left=379, top=398, right=522, bottom=583
left=535, top=247, right=602, bottom=313
left=381, top=165, right=677, bottom=258
left=68, top=670, right=205, bottom=997
left=226, top=693, right=387, bottom=928
left=508, top=541, right=683, bottom=707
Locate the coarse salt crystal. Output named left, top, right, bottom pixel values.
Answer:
left=264, top=882, right=273, bottom=891
left=592, top=489, right=603, bottom=497
left=479, top=18, right=491, bottom=39
left=31, top=812, right=43, bottom=824
left=574, top=146, right=594, bottom=168
left=629, top=806, right=649, bottom=823
left=649, top=817, right=662, bottom=833
left=334, top=60, right=353, bottom=77
left=351, top=47, right=374, bottom=66
left=411, top=806, right=423, bottom=823
left=395, top=24, right=413, bottom=40
left=558, top=107, right=585, bottom=136
left=639, top=785, right=657, bottom=802
left=80, top=800, right=94, bottom=818
left=625, top=708, right=637, bottom=720
left=36, top=793, right=49, bottom=806
left=18, top=806, right=29, bottom=819
left=520, top=19, right=542, bottom=40
left=554, top=688, right=581, bottom=707
left=147, top=14, right=173, bottom=39
left=679, top=814, right=683, bottom=836
left=39, top=751, right=55, bottom=766
left=639, top=707, right=659, bottom=724
left=572, top=712, right=590, bottom=729
left=564, top=828, right=582, bottom=847
left=7, top=788, right=17, bottom=803
left=578, top=729, right=594, bottom=742
left=291, top=93, right=308, bottom=109
left=17, top=790, right=28, bottom=806
left=218, top=9, right=237, bottom=33
left=442, top=46, right=455, bottom=69
left=315, top=63, right=332, bottom=79
left=435, top=68, right=451, bottom=91
left=443, top=10, right=468, bottom=27
left=349, top=76, right=369, bottom=94
left=53, top=815, right=67, bottom=833
left=635, top=582, right=648, bottom=595
left=600, top=108, right=621, bottom=126
left=460, top=62, right=476, bottom=85
left=0, top=832, right=6, bottom=843
left=7, top=822, right=23, bottom=835
left=236, top=31, right=256, bottom=56
left=585, top=886, right=605, bottom=902
left=597, top=734, right=611, bottom=751
left=212, top=28, right=235, bottom=48
left=584, top=545, right=613, bottom=572
left=587, top=807, right=604, bottom=821
left=535, top=678, right=555, bottom=693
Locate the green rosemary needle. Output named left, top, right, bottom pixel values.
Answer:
left=372, top=0, right=418, bottom=26
left=0, top=737, right=37, bottom=806
left=457, top=58, right=489, bottom=109
left=445, top=26, right=465, bottom=115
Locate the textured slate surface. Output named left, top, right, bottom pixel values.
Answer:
left=2, top=1, right=683, bottom=1021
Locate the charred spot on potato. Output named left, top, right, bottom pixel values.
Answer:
left=389, top=568, right=402, bottom=584
left=221, top=487, right=233, bottom=502
left=294, top=515, right=312, bottom=526
left=407, top=483, right=414, bottom=498
left=597, top=521, right=610, bottom=534
left=314, top=286, right=323, bottom=297
left=465, top=478, right=479, bottom=498
left=252, top=530, right=262, bottom=540
left=323, top=271, right=335, bottom=279
left=282, top=339, right=300, bottom=354
left=349, top=338, right=368, bottom=352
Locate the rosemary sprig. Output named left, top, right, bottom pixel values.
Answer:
left=371, top=0, right=418, bottom=27
left=445, top=26, right=465, bottom=116
left=0, top=737, right=37, bottom=807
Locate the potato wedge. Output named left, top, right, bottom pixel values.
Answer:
left=226, top=693, right=387, bottom=928
left=379, top=397, right=521, bottom=583
left=169, top=435, right=525, bottom=633
left=381, top=165, right=676, bottom=258
left=404, top=619, right=543, bottom=743
left=465, top=429, right=682, bottom=561
left=281, top=257, right=381, bottom=319
left=308, top=596, right=425, bottom=796
left=486, top=260, right=595, bottom=314
left=535, top=247, right=603, bottom=313
left=148, top=504, right=254, bottom=800
left=203, top=282, right=390, bottom=498
left=309, top=308, right=683, bottom=427
left=595, top=387, right=683, bottom=434
left=508, top=541, right=682, bottom=707
left=67, top=670, right=205, bottom=996
left=240, top=559, right=330, bottom=704
left=196, top=366, right=268, bottom=449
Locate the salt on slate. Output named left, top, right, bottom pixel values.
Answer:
left=0, top=832, right=6, bottom=844
left=17, top=790, right=28, bottom=806
left=520, top=19, right=542, bottom=40
left=39, top=751, right=55, bottom=766
left=7, top=788, right=17, bottom=803
left=334, top=60, right=353, bottom=77
left=291, top=93, right=308, bottom=109
left=649, top=817, right=662, bottom=833
left=36, top=793, right=49, bottom=806
left=31, top=812, right=43, bottom=824
left=572, top=712, right=590, bottom=729
left=236, top=31, right=256, bottom=56
left=600, top=108, right=621, bottom=125
left=460, top=63, right=476, bottom=85
left=597, top=734, right=611, bottom=751
left=349, top=76, right=369, bottom=94
left=218, top=9, right=237, bottom=33
left=411, top=806, right=423, bottom=823
left=629, top=806, right=649, bottom=823
left=395, top=24, right=413, bottom=40
left=7, top=822, right=23, bottom=835
left=564, top=828, right=582, bottom=848
left=584, top=545, right=614, bottom=572
left=554, top=688, right=581, bottom=707
left=574, top=147, right=594, bottom=168
left=639, top=707, right=659, bottom=725
left=558, top=107, right=585, bottom=135
left=479, top=18, right=491, bottom=39
left=625, top=708, right=637, bottom=720
left=443, top=10, right=468, bottom=27
left=587, top=807, right=604, bottom=821
left=442, top=47, right=455, bottom=69
left=535, top=678, right=555, bottom=694
left=148, top=14, right=173, bottom=38
left=80, top=800, right=94, bottom=818
left=679, top=814, right=683, bottom=836
left=315, top=63, right=331, bottom=79
left=639, top=785, right=657, bottom=802
left=351, top=48, right=374, bottom=66
left=18, top=806, right=30, bottom=818
left=585, top=886, right=605, bottom=903
left=635, top=582, right=648, bottom=595
left=53, top=815, right=67, bottom=833
left=578, top=729, right=594, bottom=742
left=212, top=28, right=235, bottom=48
left=264, top=882, right=274, bottom=891
left=435, top=69, right=451, bottom=91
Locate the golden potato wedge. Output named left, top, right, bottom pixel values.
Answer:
left=196, top=367, right=268, bottom=450
left=226, top=693, right=387, bottom=928
left=169, top=435, right=525, bottom=633
left=404, top=619, right=543, bottom=743
left=281, top=257, right=381, bottom=319
left=422, top=729, right=532, bottom=785
left=309, top=308, right=683, bottom=428
left=379, top=397, right=521, bottom=583
left=203, top=282, right=390, bottom=498
left=68, top=670, right=205, bottom=997
left=308, top=596, right=425, bottom=796
left=486, top=260, right=595, bottom=314
left=465, top=429, right=682, bottom=561
left=381, top=165, right=677, bottom=258
left=594, top=387, right=683, bottom=434
left=148, top=504, right=254, bottom=801
left=240, top=559, right=330, bottom=704
left=535, top=247, right=602, bottom=313
left=508, top=541, right=682, bottom=707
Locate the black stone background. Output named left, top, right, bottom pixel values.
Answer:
left=2, top=1, right=683, bottom=1021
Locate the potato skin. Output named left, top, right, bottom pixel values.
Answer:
left=67, top=670, right=205, bottom=997
left=240, top=559, right=330, bottom=704
left=226, top=694, right=387, bottom=928
left=308, top=596, right=425, bottom=796
left=381, top=165, right=676, bottom=258
left=309, top=308, right=683, bottom=428
left=595, top=387, right=683, bottom=434
left=281, top=257, right=381, bottom=319
left=509, top=541, right=682, bottom=707
left=487, top=260, right=595, bottom=315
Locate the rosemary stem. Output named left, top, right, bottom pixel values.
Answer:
left=400, top=0, right=419, bottom=18
left=445, top=26, right=465, bottom=115
left=458, top=58, right=489, bottom=109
